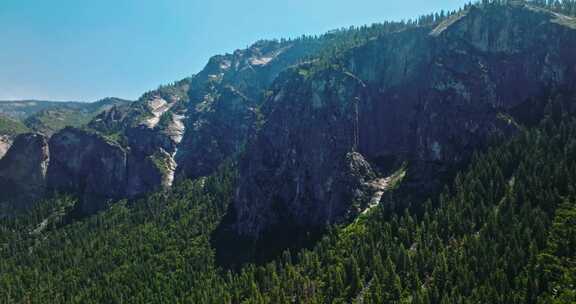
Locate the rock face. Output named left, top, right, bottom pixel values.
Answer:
left=36, top=39, right=325, bottom=213
left=175, top=40, right=325, bottom=179
left=233, top=3, right=576, bottom=238
left=46, top=127, right=173, bottom=214
left=0, top=135, right=13, bottom=159
left=3, top=3, right=576, bottom=229
left=0, top=133, right=49, bottom=207
left=47, top=128, right=129, bottom=213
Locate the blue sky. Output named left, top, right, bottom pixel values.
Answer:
left=0, top=0, right=470, bottom=101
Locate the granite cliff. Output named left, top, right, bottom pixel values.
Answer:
left=0, top=133, right=49, bottom=209
left=2, top=3, right=576, bottom=236
left=232, top=3, right=576, bottom=237
left=35, top=39, right=328, bottom=213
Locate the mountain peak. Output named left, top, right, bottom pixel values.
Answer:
left=432, top=1, right=576, bottom=38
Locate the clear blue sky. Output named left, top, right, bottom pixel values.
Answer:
left=0, top=0, right=470, bottom=102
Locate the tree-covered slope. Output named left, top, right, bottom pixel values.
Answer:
left=0, top=100, right=82, bottom=120
left=1, top=104, right=576, bottom=303
left=23, top=97, right=129, bottom=137
left=2, top=1, right=576, bottom=303
left=0, top=115, right=30, bottom=137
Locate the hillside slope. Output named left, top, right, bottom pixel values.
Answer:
left=24, top=97, right=129, bottom=136
left=1, top=1, right=576, bottom=303
left=1, top=93, right=575, bottom=303
left=0, top=100, right=82, bottom=120
left=2, top=3, right=576, bottom=228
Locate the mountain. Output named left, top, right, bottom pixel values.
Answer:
left=1, top=1, right=576, bottom=303
left=0, top=99, right=83, bottom=120
left=0, top=98, right=129, bottom=160
left=0, top=98, right=129, bottom=210
left=0, top=115, right=30, bottom=158
left=23, top=97, right=129, bottom=136
left=3, top=107, right=576, bottom=303
left=34, top=37, right=340, bottom=212
left=0, top=98, right=127, bottom=121
left=2, top=1, right=576, bottom=225
left=0, top=133, right=49, bottom=210
left=233, top=2, right=576, bottom=238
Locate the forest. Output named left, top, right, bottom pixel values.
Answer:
left=1, top=1, right=576, bottom=303
left=1, top=96, right=575, bottom=303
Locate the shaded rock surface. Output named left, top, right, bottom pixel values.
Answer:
left=3, top=3, right=576, bottom=229
left=32, top=39, right=325, bottom=213
left=175, top=39, right=326, bottom=179
left=46, top=127, right=173, bottom=214
left=0, top=133, right=49, bottom=208
left=233, top=3, right=576, bottom=238
left=47, top=128, right=129, bottom=214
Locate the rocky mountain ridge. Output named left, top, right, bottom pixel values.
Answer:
left=0, top=98, right=129, bottom=159
left=232, top=2, right=576, bottom=237
left=1, top=38, right=330, bottom=212
left=1, top=2, right=575, bottom=238
left=0, top=98, right=127, bottom=120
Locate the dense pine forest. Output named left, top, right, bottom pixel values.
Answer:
left=1, top=97, right=576, bottom=303
left=2, top=1, right=576, bottom=303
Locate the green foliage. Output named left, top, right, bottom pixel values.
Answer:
left=149, top=151, right=171, bottom=175
left=100, top=131, right=128, bottom=146
left=0, top=167, right=235, bottom=303
left=526, top=0, right=576, bottom=17
left=535, top=200, right=576, bottom=303
left=2, top=115, right=576, bottom=303
left=2, top=3, right=576, bottom=303
left=157, top=110, right=173, bottom=129
left=0, top=115, right=30, bottom=136
left=140, top=78, right=191, bottom=104
left=23, top=98, right=128, bottom=136
left=25, top=109, right=92, bottom=135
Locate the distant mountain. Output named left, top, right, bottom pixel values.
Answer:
left=2, top=1, right=576, bottom=227
left=0, top=99, right=84, bottom=120
left=0, top=97, right=128, bottom=162
left=23, top=97, right=130, bottom=136
left=2, top=1, right=576, bottom=303
left=0, top=114, right=30, bottom=137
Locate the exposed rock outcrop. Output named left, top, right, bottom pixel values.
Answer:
left=47, top=128, right=129, bottom=213
left=52, top=39, right=326, bottom=213
left=0, top=133, right=49, bottom=207
left=0, top=135, right=13, bottom=159
left=4, top=3, right=576, bottom=230
left=46, top=126, right=176, bottom=214
left=175, top=39, right=325, bottom=179
left=233, top=3, right=576, bottom=238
